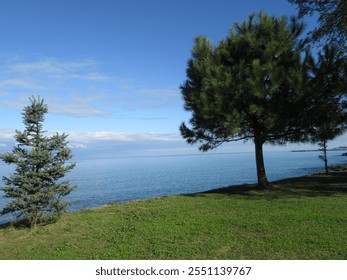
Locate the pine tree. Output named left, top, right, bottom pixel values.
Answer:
left=180, top=13, right=310, bottom=187
left=0, top=96, right=76, bottom=227
left=305, top=45, right=347, bottom=174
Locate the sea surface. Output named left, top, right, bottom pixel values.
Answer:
left=0, top=150, right=346, bottom=223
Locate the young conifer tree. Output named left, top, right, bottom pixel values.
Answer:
left=0, top=96, right=76, bottom=227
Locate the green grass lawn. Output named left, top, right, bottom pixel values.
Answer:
left=0, top=172, right=346, bottom=260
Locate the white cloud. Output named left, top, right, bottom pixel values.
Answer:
left=0, top=128, right=181, bottom=146
left=50, top=103, right=113, bottom=117
left=1, top=58, right=108, bottom=92
left=0, top=143, right=7, bottom=148
left=68, top=142, right=87, bottom=149
left=5, top=58, right=97, bottom=77
left=65, top=131, right=181, bottom=142
left=72, top=72, right=110, bottom=82
left=0, top=78, right=43, bottom=90
left=0, top=55, right=181, bottom=120
left=0, top=129, right=15, bottom=139
left=112, top=87, right=180, bottom=110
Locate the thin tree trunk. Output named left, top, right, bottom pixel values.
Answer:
left=323, top=140, right=328, bottom=174
left=319, top=140, right=329, bottom=174
left=254, top=138, right=269, bottom=188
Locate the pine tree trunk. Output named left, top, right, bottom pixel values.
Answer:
left=254, top=138, right=269, bottom=188
left=323, top=140, right=328, bottom=174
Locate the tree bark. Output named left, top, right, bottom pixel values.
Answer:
left=254, top=138, right=269, bottom=188
left=323, top=140, right=328, bottom=174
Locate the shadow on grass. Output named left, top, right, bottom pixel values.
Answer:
left=188, top=172, right=347, bottom=200
left=0, top=215, right=58, bottom=229
left=0, top=219, right=27, bottom=229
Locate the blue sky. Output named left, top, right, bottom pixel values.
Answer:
left=0, top=0, right=345, bottom=158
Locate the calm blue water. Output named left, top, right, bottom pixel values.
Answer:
left=0, top=151, right=346, bottom=223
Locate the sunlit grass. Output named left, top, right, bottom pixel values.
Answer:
left=0, top=172, right=346, bottom=259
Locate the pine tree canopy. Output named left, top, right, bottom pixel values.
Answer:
left=180, top=12, right=344, bottom=187
left=306, top=45, right=347, bottom=143
left=0, top=96, right=76, bottom=227
left=288, top=0, right=347, bottom=54
left=305, top=45, right=347, bottom=173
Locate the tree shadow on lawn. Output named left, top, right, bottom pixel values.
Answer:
left=0, top=218, right=30, bottom=229
left=0, top=215, right=57, bottom=229
left=188, top=172, right=347, bottom=200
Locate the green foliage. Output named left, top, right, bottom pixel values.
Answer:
left=304, top=45, right=347, bottom=172
left=180, top=12, right=310, bottom=187
left=306, top=45, right=347, bottom=140
left=0, top=96, right=76, bottom=227
left=288, top=0, right=347, bottom=54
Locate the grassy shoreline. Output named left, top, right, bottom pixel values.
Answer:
left=0, top=170, right=346, bottom=260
